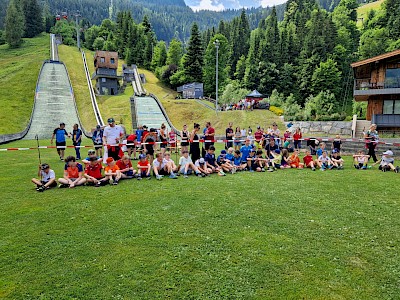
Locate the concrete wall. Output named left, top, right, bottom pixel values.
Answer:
left=285, top=121, right=353, bottom=136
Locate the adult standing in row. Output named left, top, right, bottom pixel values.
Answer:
left=51, top=122, right=70, bottom=161
left=204, top=122, right=215, bottom=151
left=92, top=125, right=104, bottom=158
left=364, top=123, right=379, bottom=162
left=103, top=117, right=124, bottom=161
left=190, top=123, right=201, bottom=162
left=72, top=124, right=83, bottom=160
left=225, top=122, right=234, bottom=149
left=181, top=124, right=190, bottom=153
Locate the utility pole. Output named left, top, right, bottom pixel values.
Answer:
left=213, top=39, right=220, bottom=113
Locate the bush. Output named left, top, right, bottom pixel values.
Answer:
left=269, top=105, right=284, bottom=116
left=268, top=89, right=284, bottom=107
left=352, top=101, right=367, bottom=119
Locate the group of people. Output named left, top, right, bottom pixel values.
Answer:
left=31, top=119, right=398, bottom=192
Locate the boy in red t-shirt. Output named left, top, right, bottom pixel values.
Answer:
left=105, top=157, right=122, bottom=185
left=84, top=156, right=108, bottom=187
left=303, top=150, right=316, bottom=171
left=137, top=153, right=151, bottom=179
left=117, top=155, right=137, bottom=179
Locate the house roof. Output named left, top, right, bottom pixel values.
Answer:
left=351, top=49, right=400, bottom=68
left=246, top=90, right=264, bottom=98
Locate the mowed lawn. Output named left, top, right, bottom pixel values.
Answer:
left=0, top=34, right=49, bottom=134
left=1, top=140, right=400, bottom=299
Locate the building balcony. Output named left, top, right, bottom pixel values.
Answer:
left=353, top=78, right=400, bottom=100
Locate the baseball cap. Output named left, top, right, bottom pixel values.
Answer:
left=383, top=150, right=393, bottom=156
left=221, top=150, right=227, bottom=154
left=275, top=149, right=281, bottom=154
left=106, top=157, right=114, bottom=164
left=96, top=125, right=101, bottom=129
left=107, top=118, right=115, bottom=123
left=139, top=154, right=146, bottom=159
left=41, top=163, right=49, bottom=170
left=332, top=149, right=338, bottom=154
left=199, top=158, right=205, bottom=163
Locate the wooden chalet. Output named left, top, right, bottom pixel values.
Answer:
left=351, top=49, right=400, bottom=129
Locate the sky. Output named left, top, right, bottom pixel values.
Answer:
left=185, top=0, right=287, bottom=11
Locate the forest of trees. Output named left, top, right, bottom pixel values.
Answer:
left=2, top=0, right=400, bottom=121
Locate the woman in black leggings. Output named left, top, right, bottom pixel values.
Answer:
left=190, top=123, right=201, bottom=162
left=364, top=124, right=378, bottom=162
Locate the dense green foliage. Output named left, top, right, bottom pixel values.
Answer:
left=4, top=0, right=24, bottom=48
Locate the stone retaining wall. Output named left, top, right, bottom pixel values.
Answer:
left=285, top=121, right=352, bottom=136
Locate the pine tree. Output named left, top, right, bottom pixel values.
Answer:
left=230, top=9, right=250, bottom=78
left=22, top=0, right=43, bottom=38
left=5, top=0, right=25, bottom=48
left=183, top=23, right=203, bottom=83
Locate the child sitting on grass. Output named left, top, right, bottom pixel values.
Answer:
left=288, top=149, right=304, bottom=169
left=281, top=149, right=291, bottom=168
left=117, top=155, right=137, bottom=179
left=195, top=158, right=212, bottom=176
left=233, top=150, right=247, bottom=171
left=255, top=150, right=268, bottom=172
left=178, top=150, right=203, bottom=178
left=205, top=146, right=225, bottom=176
left=84, top=156, right=109, bottom=187
left=268, top=149, right=283, bottom=171
left=373, top=150, right=399, bottom=173
left=353, top=150, right=369, bottom=169
left=217, top=150, right=235, bottom=174
left=82, top=149, right=102, bottom=164
left=58, top=156, right=86, bottom=188
left=316, top=142, right=326, bottom=157
left=137, top=153, right=151, bottom=180
left=105, top=157, right=122, bottom=185
left=317, top=150, right=334, bottom=171
left=32, top=163, right=57, bottom=192
left=330, top=149, right=344, bottom=169
left=303, top=150, right=316, bottom=171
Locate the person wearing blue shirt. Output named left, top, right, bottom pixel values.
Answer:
left=316, top=142, right=326, bottom=158
left=92, top=125, right=104, bottom=158
left=72, top=124, right=83, bottom=159
left=240, top=139, right=253, bottom=163
left=204, top=146, right=225, bottom=175
left=51, top=122, right=70, bottom=161
left=136, top=126, right=144, bottom=146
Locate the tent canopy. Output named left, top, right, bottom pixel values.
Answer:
left=246, top=90, right=264, bottom=98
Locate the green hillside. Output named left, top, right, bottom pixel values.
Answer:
left=0, top=34, right=49, bottom=134
left=357, top=0, right=384, bottom=27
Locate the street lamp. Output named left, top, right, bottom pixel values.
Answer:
left=213, top=39, right=220, bottom=113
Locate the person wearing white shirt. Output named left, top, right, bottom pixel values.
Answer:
left=178, top=150, right=203, bottom=178
left=103, top=117, right=124, bottom=160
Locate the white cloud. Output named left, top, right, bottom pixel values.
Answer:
left=260, top=0, right=287, bottom=7
left=190, top=0, right=226, bottom=11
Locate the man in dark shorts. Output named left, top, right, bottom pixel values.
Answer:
left=103, top=117, right=124, bottom=161
left=225, top=122, right=234, bottom=149
left=51, top=122, right=70, bottom=161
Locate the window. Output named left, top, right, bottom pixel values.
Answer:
left=100, top=57, right=105, bottom=63
left=383, top=100, right=400, bottom=114
left=101, top=78, right=106, bottom=83
left=110, top=58, right=115, bottom=64
left=385, top=68, right=400, bottom=88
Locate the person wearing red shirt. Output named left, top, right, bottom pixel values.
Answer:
left=137, top=153, right=151, bottom=179
left=84, top=157, right=108, bottom=187
left=303, top=150, right=316, bottom=171
left=204, top=122, right=215, bottom=150
left=293, top=128, right=302, bottom=150
left=254, top=126, right=264, bottom=150
left=117, top=155, right=137, bottom=179
left=126, top=133, right=137, bottom=159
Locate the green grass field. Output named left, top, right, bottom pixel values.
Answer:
left=139, top=69, right=284, bottom=133
left=0, top=34, right=49, bottom=134
left=357, top=0, right=384, bottom=27
left=1, top=139, right=400, bottom=299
